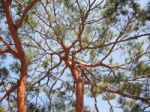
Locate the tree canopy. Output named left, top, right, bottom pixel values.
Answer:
left=0, top=0, right=150, bottom=112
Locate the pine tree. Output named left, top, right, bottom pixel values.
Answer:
left=0, top=0, right=150, bottom=112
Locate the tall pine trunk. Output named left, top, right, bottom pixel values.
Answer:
left=17, top=79, right=26, bottom=112
left=76, top=79, right=84, bottom=112
left=17, top=60, right=27, bottom=112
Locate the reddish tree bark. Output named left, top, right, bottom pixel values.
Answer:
left=76, top=79, right=84, bottom=112
left=64, top=50, right=85, bottom=112
left=17, top=59, right=27, bottom=112
left=1, top=1, right=31, bottom=111
left=17, top=79, right=26, bottom=112
left=68, top=63, right=85, bottom=112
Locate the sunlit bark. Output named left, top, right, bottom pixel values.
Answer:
left=1, top=0, right=37, bottom=111
left=17, top=59, right=27, bottom=112
left=76, top=79, right=84, bottom=112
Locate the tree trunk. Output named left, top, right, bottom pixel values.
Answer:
left=17, top=79, right=26, bottom=112
left=17, top=60, right=27, bottom=112
left=76, top=79, right=84, bottom=112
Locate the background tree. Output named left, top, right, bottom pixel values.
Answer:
left=0, top=0, right=38, bottom=111
left=0, top=0, right=150, bottom=112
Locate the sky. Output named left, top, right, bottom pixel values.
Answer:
left=0, top=0, right=150, bottom=112
left=85, top=0, right=150, bottom=112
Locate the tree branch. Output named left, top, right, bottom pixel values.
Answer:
left=85, top=81, right=150, bottom=104
left=75, top=33, right=150, bottom=53
left=0, top=35, right=18, bottom=56
left=16, top=0, right=38, bottom=28
left=0, top=84, right=18, bottom=103
left=32, top=58, right=62, bottom=85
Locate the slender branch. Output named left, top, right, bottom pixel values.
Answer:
left=91, top=87, right=99, bottom=112
left=49, top=66, right=67, bottom=92
left=32, top=59, right=62, bottom=85
left=85, top=81, right=150, bottom=104
left=102, top=93, right=114, bottom=112
left=0, top=36, right=11, bottom=48
left=101, top=21, right=130, bottom=62
left=0, top=49, right=10, bottom=54
left=0, top=84, right=18, bottom=103
left=0, top=48, right=17, bottom=56
left=0, top=36, right=18, bottom=56
left=16, top=0, right=38, bottom=28
left=75, top=33, right=150, bottom=53
left=75, top=59, right=112, bottom=69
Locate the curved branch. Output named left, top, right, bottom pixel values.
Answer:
left=16, top=0, right=38, bottom=28
left=0, top=84, right=18, bottom=103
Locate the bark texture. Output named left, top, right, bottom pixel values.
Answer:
left=2, top=1, right=29, bottom=111
left=76, top=79, right=84, bottom=112
left=17, top=77, right=26, bottom=112
left=17, top=60, right=27, bottom=112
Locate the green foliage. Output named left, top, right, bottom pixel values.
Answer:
left=0, top=67, right=9, bottom=78
left=57, top=91, right=66, bottom=97
left=0, top=108, right=6, bottom=112
left=25, top=49, right=33, bottom=64
left=27, top=103, right=45, bottom=112
left=53, top=24, right=64, bottom=37
left=42, top=60, right=49, bottom=68
left=119, top=82, right=142, bottom=96
left=134, top=62, right=150, bottom=76
left=118, top=97, right=141, bottom=112
left=10, top=61, right=21, bottom=73
left=25, top=14, right=38, bottom=27
left=1, top=0, right=150, bottom=111
left=62, top=0, right=76, bottom=11
left=103, top=93, right=116, bottom=100
left=104, top=71, right=127, bottom=84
